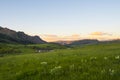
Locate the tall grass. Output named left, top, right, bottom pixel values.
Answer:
left=0, top=43, right=120, bottom=80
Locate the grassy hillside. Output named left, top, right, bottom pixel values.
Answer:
left=0, top=43, right=120, bottom=80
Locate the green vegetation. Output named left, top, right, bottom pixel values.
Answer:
left=0, top=43, right=120, bottom=80
left=0, top=44, right=34, bottom=57
left=27, top=43, right=67, bottom=50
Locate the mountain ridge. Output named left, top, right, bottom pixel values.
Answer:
left=0, top=26, right=46, bottom=44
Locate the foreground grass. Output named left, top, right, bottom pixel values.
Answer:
left=0, top=43, right=120, bottom=80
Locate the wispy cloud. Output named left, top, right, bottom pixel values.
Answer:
left=88, top=31, right=119, bottom=41
left=90, top=32, right=112, bottom=36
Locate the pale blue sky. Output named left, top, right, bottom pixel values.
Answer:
left=0, top=0, right=120, bottom=41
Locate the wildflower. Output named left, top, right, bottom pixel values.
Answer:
left=41, top=62, right=47, bottom=65
left=81, top=59, right=87, bottom=63
left=104, top=57, right=108, bottom=60
left=115, top=56, right=119, bottom=59
left=94, top=57, right=97, bottom=59
left=90, top=57, right=97, bottom=61
left=50, top=66, right=62, bottom=75
left=109, top=69, right=115, bottom=75
left=101, top=69, right=106, bottom=73
left=55, top=66, right=62, bottom=69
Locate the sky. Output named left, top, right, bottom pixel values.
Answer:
left=0, top=0, right=120, bottom=42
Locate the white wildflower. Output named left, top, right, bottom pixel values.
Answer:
left=41, top=62, right=47, bottom=65
left=55, top=66, right=62, bottom=69
left=104, top=57, right=108, bottom=60
left=115, top=56, right=119, bottom=59
left=50, top=66, right=62, bottom=74
left=90, top=57, right=97, bottom=60
left=109, top=69, right=115, bottom=75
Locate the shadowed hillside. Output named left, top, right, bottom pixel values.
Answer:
left=0, top=26, right=46, bottom=44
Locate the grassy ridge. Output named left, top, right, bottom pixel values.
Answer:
left=0, top=43, right=120, bottom=80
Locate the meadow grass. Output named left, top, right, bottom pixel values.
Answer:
left=0, top=43, right=120, bottom=80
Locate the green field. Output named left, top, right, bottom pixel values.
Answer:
left=0, top=43, right=120, bottom=80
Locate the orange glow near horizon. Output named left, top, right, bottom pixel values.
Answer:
left=40, top=32, right=120, bottom=42
left=40, top=34, right=81, bottom=42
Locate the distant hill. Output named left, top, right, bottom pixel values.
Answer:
left=0, top=26, right=46, bottom=44
left=100, top=39, right=120, bottom=43
left=54, top=41, right=73, bottom=45
left=54, top=39, right=99, bottom=46
left=58, top=39, right=120, bottom=46
left=67, top=39, right=99, bottom=46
